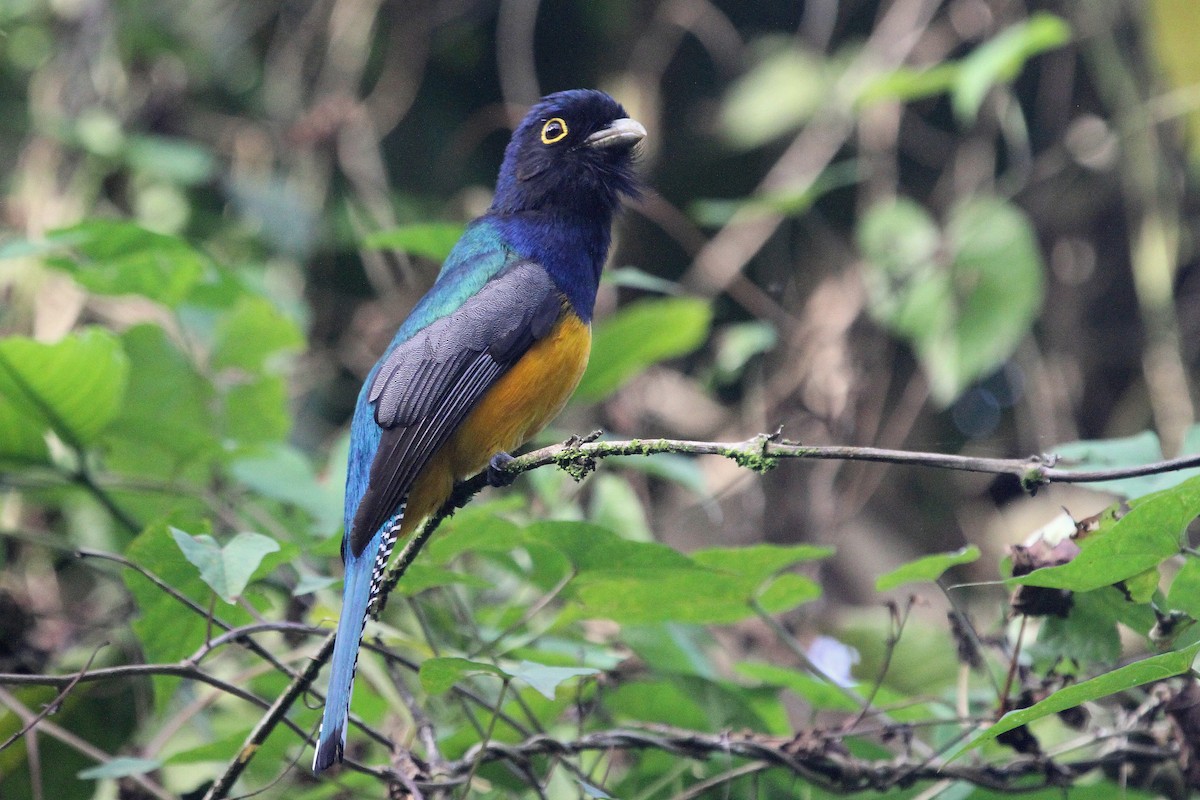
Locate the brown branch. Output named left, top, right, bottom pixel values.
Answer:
left=0, top=662, right=311, bottom=741
left=0, top=636, right=1184, bottom=796
left=415, top=726, right=1176, bottom=796
left=0, top=643, right=105, bottom=754
left=490, top=432, right=1200, bottom=492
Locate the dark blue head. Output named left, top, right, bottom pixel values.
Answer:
left=491, top=89, right=645, bottom=217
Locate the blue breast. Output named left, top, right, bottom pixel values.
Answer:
left=490, top=211, right=610, bottom=323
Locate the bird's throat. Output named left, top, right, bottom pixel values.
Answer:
left=492, top=211, right=611, bottom=322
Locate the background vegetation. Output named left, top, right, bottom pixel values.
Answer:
left=3, top=0, right=1200, bottom=798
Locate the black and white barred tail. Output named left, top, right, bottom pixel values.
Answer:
left=312, top=500, right=407, bottom=773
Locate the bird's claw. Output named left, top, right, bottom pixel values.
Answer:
left=487, top=452, right=517, bottom=487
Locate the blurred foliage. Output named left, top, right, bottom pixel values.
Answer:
left=2, top=0, right=1200, bottom=799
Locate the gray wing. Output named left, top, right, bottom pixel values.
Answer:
left=348, top=261, right=562, bottom=556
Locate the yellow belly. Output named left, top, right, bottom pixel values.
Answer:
left=398, top=311, right=591, bottom=535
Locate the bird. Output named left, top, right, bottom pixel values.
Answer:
left=312, top=89, right=646, bottom=773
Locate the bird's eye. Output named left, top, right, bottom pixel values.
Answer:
left=540, top=117, right=568, bottom=144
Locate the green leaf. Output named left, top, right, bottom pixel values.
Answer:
left=104, top=324, right=218, bottom=479
left=610, top=675, right=786, bottom=735
left=607, top=453, right=708, bottom=496
left=77, top=757, right=162, bottom=780
left=43, top=221, right=207, bottom=307
left=860, top=196, right=1044, bottom=405
left=692, top=543, right=834, bottom=583
left=427, top=512, right=528, bottom=564
left=858, top=198, right=944, bottom=338
left=124, top=520, right=253, bottom=711
left=550, top=538, right=827, bottom=625
left=294, top=572, right=338, bottom=596
left=575, top=297, right=712, bottom=403
left=605, top=679, right=710, bottom=730
left=162, top=728, right=256, bottom=765
left=223, top=374, right=290, bottom=444
left=857, top=63, right=959, bottom=106
left=169, top=528, right=281, bottom=604
left=1013, top=476, right=1200, bottom=593
left=0, top=399, right=49, bottom=464
left=387, top=564, right=490, bottom=596
left=124, top=135, right=216, bottom=185
left=622, top=624, right=719, bottom=679
left=1167, top=557, right=1200, bottom=619
left=1053, top=428, right=1200, bottom=500
left=508, top=660, right=599, bottom=700
left=720, top=37, right=829, bottom=149
left=525, top=521, right=693, bottom=573
left=949, top=641, right=1200, bottom=757
left=876, top=545, right=981, bottom=591
left=713, top=321, right=778, bottom=384
left=211, top=295, right=303, bottom=372
left=953, top=13, right=1071, bottom=123
left=856, top=14, right=1069, bottom=120
left=603, top=267, right=681, bottom=295
left=736, top=661, right=859, bottom=712
left=1032, top=589, right=1123, bottom=666
left=419, top=657, right=509, bottom=694
left=567, top=569, right=728, bottom=624
left=757, top=573, right=823, bottom=612
left=588, top=474, right=652, bottom=541
left=690, top=161, right=862, bottom=227
left=363, top=222, right=466, bottom=261
left=510, top=639, right=625, bottom=671
left=569, top=567, right=817, bottom=625
left=228, top=445, right=342, bottom=532
left=0, top=328, right=129, bottom=449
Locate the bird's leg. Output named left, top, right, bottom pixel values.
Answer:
left=487, top=452, right=517, bottom=487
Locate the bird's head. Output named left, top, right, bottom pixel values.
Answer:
left=491, top=89, right=645, bottom=217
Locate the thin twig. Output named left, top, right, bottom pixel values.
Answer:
left=938, top=577, right=1002, bottom=697
left=201, top=633, right=335, bottom=800
left=848, top=597, right=913, bottom=729
left=748, top=598, right=864, bottom=708
left=0, top=642, right=106, bottom=754
left=458, top=679, right=510, bottom=799
left=76, top=547, right=395, bottom=743
left=468, top=569, right=575, bottom=658
left=670, top=762, right=769, bottom=800
left=226, top=621, right=534, bottom=742
left=389, top=658, right=446, bottom=775
left=74, top=464, right=141, bottom=533
left=0, top=663, right=309, bottom=740
left=0, top=686, right=175, bottom=800
left=1000, top=616, right=1029, bottom=715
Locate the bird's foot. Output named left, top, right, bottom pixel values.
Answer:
left=487, top=452, right=517, bottom=487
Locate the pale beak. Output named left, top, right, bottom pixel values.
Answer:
left=585, top=117, right=647, bottom=149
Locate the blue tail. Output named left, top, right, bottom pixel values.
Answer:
left=313, top=525, right=396, bottom=772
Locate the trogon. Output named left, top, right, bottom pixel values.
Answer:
left=313, top=89, right=645, bottom=772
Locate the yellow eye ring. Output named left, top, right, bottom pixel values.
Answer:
left=540, top=117, right=569, bottom=144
